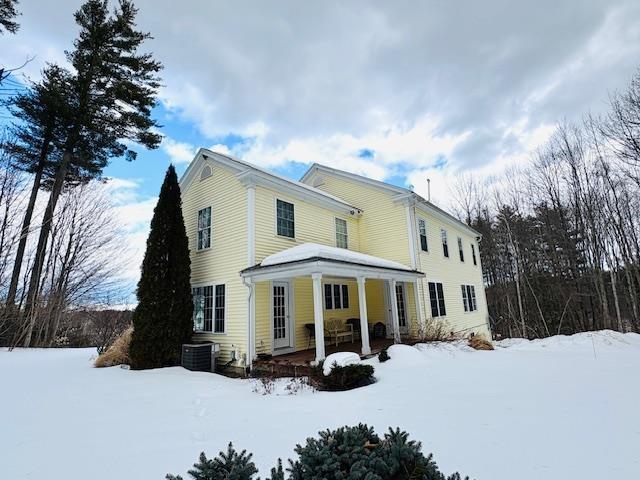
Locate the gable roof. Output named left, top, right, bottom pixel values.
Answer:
left=180, top=149, right=361, bottom=215
left=300, top=163, right=481, bottom=238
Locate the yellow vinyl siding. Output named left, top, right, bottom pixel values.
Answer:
left=414, top=205, right=489, bottom=337
left=311, top=174, right=411, bottom=266
left=181, top=162, right=248, bottom=363
left=254, top=186, right=360, bottom=263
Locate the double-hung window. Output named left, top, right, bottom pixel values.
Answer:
left=461, top=284, right=477, bottom=312
left=458, top=237, right=464, bottom=262
left=197, top=207, right=211, bottom=250
left=335, top=218, right=348, bottom=248
left=418, top=218, right=428, bottom=252
left=324, top=283, right=349, bottom=310
left=471, top=243, right=478, bottom=266
left=276, top=199, right=295, bottom=238
left=192, top=285, right=225, bottom=333
left=428, top=281, right=446, bottom=317
left=441, top=229, right=449, bottom=258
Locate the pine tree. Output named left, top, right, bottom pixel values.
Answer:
left=4, top=64, right=71, bottom=308
left=22, top=0, right=162, bottom=343
left=0, top=0, right=20, bottom=35
left=166, top=443, right=258, bottom=480
left=129, top=165, right=193, bottom=370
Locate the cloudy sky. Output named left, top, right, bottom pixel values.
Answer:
left=4, top=0, right=640, bottom=292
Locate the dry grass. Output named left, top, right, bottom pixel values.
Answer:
left=94, top=327, right=133, bottom=367
left=468, top=334, right=494, bottom=351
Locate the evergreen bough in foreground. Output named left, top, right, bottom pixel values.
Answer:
left=167, top=424, right=469, bottom=480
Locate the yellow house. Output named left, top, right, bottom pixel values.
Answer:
left=180, top=149, right=490, bottom=372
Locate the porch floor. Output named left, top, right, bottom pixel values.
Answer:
left=255, top=338, right=395, bottom=369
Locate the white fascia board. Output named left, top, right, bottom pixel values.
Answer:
left=236, top=170, right=360, bottom=216
left=240, top=259, right=424, bottom=283
left=394, top=192, right=481, bottom=239
left=301, top=163, right=406, bottom=196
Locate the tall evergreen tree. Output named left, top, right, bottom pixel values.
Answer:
left=130, top=165, right=193, bottom=370
left=22, top=0, right=162, bottom=344
left=0, top=0, right=19, bottom=34
left=3, top=65, right=71, bottom=308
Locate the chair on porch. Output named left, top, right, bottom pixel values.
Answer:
left=325, top=318, right=355, bottom=347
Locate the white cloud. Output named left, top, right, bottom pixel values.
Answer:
left=160, top=136, right=197, bottom=164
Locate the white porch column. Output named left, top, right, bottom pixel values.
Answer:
left=356, top=277, right=371, bottom=355
left=311, top=273, right=325, bottom=363
left=389, top=279, right=401, bottom=343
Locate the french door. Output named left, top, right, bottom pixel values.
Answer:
left=272, top=282, right=291, bottom=350
left=395, top=283, right=408, bottom=334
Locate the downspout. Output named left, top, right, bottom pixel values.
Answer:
left=405, top=199, right=426, bottom=334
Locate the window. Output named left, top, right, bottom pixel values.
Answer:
left=417, top=218, right=428, bottom=252
left=471, top=243, right=477, bottom=266
left=197, top=207, right=211, bottom=250
left=461, top=284, right=477, bottom=312
left=335, top=218, right=348, bottom=248
left=457, top=237, right=464, bottom=262
left=192, top=285, right=225, bottom=333
left=214, top=285, right=226, bottom=332
left=324, top=283, right=349, bottom=310
left=441, top=229, right=449, bottom=258
left=428, top=282, right=446, bottom=317
left=276, top=199, right=295, bottom=238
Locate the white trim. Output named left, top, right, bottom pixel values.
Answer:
left=405, top=203, right=417, bottom=269
left=270, top=280, right=295, bottom=353
left=274, top=196, right=296, bottom=240
left=191, top=282, right=227, bottom=335
left=323, top=282, right=350, bottom=310
left=416, top=215, right=429, bottom=253
left=196, top=206, right=212, bottom=252
left=241, top=259, right=424, bottom=283
left=311, top=272, right=326, bottom=363
left=389, top=279, right=401, bottom=343
left=334, top=216, right=349, bottom=249
left=247, top=185, right=255, bottom=266
left=356, top=277, right=371, bottom=355
left=300, top=162, right=480, bottom=238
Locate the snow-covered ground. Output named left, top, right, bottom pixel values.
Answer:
left=1, top=331, right=639, bottom=479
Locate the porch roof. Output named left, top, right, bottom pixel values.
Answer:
left=240, top=243, right=424, bottom=282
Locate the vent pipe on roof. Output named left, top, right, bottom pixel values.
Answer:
left=427, top=178, right=431, bottom=202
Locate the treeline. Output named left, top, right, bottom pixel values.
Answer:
left=0, top=0, right=162, bottom=347
left=455, top=70, right=640, bottom=338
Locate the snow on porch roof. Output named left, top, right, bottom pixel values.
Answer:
left=241, top=243, right=423, bottom=276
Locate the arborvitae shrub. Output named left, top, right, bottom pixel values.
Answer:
left=166, top=443, right=258, bottom=480
left=129, top=165, right=193, bottom=369
left=319, top=364, right=375, bottom=391
left=378, top=348, right=390, bottom=362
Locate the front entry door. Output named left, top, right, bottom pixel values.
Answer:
left=384, top=281, right=408, bottom=337
left=395, top=283, right=408, bottom=334
left=272, top=282, right=290, bottom=350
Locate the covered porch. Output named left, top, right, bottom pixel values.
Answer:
left=241, top=243, right=425, bottom=367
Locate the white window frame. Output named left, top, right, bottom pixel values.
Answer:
left=192, top=283, right=226, bottom=334
left=417, top=217, right=428, bottom=252
left=324, top=283, right=350, bottom=310
left=461, top=284, right=477, bottom=312
left=457, top=236, right=464, bottom=262
left=275, top=198, right=295, bottom=239
left=428, top=281, right=446, bottom=317
left=197, top=206, right=212, bottom=251
left=441, top=228, right=449, bottom=258
left=471, top=243, right=478, bottom=266
left=335, top=217, right=348, bottom=249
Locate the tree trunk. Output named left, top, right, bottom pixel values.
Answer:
left=22, top=151, right=70, bottom=347
left=6, top=158, right=46, bottom=306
